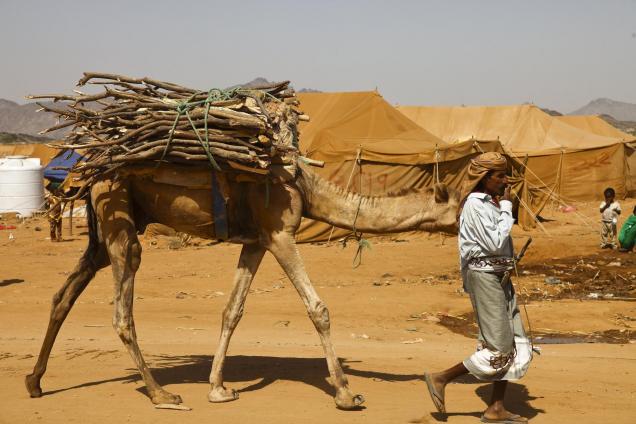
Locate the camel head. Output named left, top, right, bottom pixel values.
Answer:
left=418, top=183, right=460, bottom=235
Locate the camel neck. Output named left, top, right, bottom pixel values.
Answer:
left=296, top=165, right=438, bottom=234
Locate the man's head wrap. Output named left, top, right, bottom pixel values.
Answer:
left=458, top=152, right=508, bottom=216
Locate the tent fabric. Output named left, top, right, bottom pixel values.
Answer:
left=555, top=115, right=634, bottom=140
left=555, top=115, right=636, bottom=196
left=0, top=143, right=59, bottom=165
left=299, top=91, right=449, bottom=164
left=396, top=105, right=626, bottom=156
left=295, top=92, right=505, bottom=242
left=43, top=150, right=83, bottom=182
left=396, top=105, right=633, bottom=209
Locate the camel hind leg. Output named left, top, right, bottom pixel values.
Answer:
left=267, top=233, right=364, bottom=410
left=208, top=243, right=265, bottom=402
left=93, top=180, right=182, bottom=405
left=26, top=200, right=110, bottom=397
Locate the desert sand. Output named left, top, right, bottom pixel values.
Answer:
left=1, top=202, right=634, bottom=423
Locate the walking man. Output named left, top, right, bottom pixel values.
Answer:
left=424, top=152, right=532, bottom=423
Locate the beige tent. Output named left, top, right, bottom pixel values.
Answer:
left=397, top=105, right=635, bottom=227
left=0, top=143, right=58, bottom=164
left=296, top=92, right=504, bottom=242
left=555, top=115, right=636, bottom=196
left=555, top=115, right=634, bottom=139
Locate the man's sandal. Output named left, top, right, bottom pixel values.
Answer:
left=424, top=372, right=445, bottom=413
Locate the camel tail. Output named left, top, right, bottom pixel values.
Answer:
left=85, top=194, right=101, bottom=251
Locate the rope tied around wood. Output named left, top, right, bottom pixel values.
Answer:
left=28, top=72, right=303, bottom=202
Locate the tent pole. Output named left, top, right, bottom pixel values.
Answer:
left=434, top=145, right=443, bottom=245
left=512, top=190, right=551, bottom=237
left=554, top=150, right=564, bottom=210
left=434, top=144, right=440, bottom=184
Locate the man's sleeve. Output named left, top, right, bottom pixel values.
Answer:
left=464, top=199, right=514, bottom=254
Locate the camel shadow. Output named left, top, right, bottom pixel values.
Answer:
left=0, top=278, right=24, bottom=287
left=430, top=376, right=545, bottom=422
left=43, top=354, right=423, bottom=403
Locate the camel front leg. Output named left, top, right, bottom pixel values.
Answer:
left=208, top=243, right=265, bottom=403
left=25, top=241, right=109, bottom=397
left=95, top=179, right=181, bottom=405
left=267, top=233, right=364, bottom=410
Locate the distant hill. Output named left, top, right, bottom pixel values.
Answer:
left=540, top=107, right=563, bottom=116
left=0, top=78, right=320, bottom=142
left=0, top=99, right=67, bottom=139
left=598, top=114, right=636, bottom=136
left=240, top=77, right=321, bottom=93
left=0, top=131, right=52, bottom=144
left=570, top=98, right=636, bottom=121
left=239, top=77, right=272, bottom=89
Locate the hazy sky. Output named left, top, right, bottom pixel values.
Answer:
left=1, top=0, right=635, bottom=112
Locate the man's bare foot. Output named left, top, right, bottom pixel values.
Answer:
left=482, top=406, right=528, bottom=423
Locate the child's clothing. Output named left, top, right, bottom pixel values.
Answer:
left=600, top=200, right=621, bottom=248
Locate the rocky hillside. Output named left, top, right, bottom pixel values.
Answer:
left=0, top=132, right=52, bottom=144
left=0, top=99, right=67, bottom=139
left=598, top=114, right=636, bottom=136
left=540, top=107, right=563, bottom=116
left=1, top=77, right=320, bottom=140
left=241, top=77, right=321, bottom=93
left=570, top=98, right=636, bottom=121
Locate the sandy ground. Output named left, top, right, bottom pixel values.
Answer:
left=1, top=202, right=635, bottom=423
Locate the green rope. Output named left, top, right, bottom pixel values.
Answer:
left=185, top=106, right=220, bottom=171
left=340, top=152, right=371, bottom=268
left=158, top=86, right=280, bottom=170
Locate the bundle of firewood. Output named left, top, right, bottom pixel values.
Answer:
left=29, top=73, right=304, bottom=192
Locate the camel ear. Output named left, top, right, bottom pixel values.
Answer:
left=434, top=183, right=449, bottom=203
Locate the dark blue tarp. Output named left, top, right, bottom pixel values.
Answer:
left=43, top=150, right=83, bottom=182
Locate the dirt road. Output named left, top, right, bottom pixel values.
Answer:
left=1, top=203, right=634, bottom=423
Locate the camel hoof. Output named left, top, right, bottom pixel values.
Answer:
left=208, top=386, right=239, bottom=403
left=335, top=392, right=365, bottom=410
left=150, top=389, right=182, bottom=405
left=25, top=374, right=43, bottom=398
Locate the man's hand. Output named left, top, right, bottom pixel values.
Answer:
left=501, top=186, right=512, bottom=202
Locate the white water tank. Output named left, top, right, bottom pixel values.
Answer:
left=0, top=155, right=44, bottom=217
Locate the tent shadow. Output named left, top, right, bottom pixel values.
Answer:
left=43, top=354, right=423, bottom=402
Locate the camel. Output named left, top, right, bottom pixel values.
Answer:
left=25, top=161, right=459, bottom=410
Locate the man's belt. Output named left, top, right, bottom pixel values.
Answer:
left=468, top=256, right=514, bottom=271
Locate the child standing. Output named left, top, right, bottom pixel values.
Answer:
left=600, top=187, right=621, bottom=249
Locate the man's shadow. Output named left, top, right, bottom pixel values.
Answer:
left=429, top=375, right=545, bottom=422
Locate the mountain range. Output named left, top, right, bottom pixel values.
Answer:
left=1, top=83, right=635, bottom=140
left=0, top=78, right=322, bottom=142
left=569, top=98, right=636, bottom=121
left=0, top=99, right=68, bottom=140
